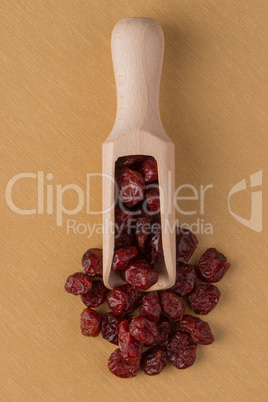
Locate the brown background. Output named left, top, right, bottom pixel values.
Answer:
left=1, top=0, right=268, bottom=401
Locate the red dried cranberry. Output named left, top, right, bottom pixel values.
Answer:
left=141, top=346, right=167, bottom=375
left=81, top=280, right=109, bottom=308
left=170, top=263, right=197, bottom=297
left=140, top=292, right=161, bottom=323
left=176, top=227, right=198, bottom=262
left=118, top=320, right=143, bottom=362
left=139, top=157, right=158, bottom=183
left=135, top=214, right=154, bottom=255
left=188, top=284, right=220, bottom=315
left=160, top=291, right=185, bottom=322
left=152, top=315, right=173, bottom=345
left=64, top=272, right=92, bottom=295
left=101, top=313, right=125, bottom=345
left=115, top=231, right=136, bottom=249
left=150, top=221, right=163, bottom=265
left=80, top=308, right=102, bottom=337
left=106, top=285, right=140, bottom=317
left=178, top=314, right=214, bottom=345
left=121, top=258, right=159, bottom=290
left=108, top=348, right=140, bottom=378
left=82, top=248, right=103, bottom=278
left=129, top=316, right=158, bottom=346
left=115, top=206, right=135, bottom=231
left=116, top=155, right=147, bottom=168
left=114, top=207, right=136, bottom=249
left=112, top=246, right=138, bottom=270
left=116, top=167, right=145, bottom=206
left=167, top=330, right=197, bottom=369
left=145, top=187, right=160, bottom=214
left=197, top=248, right=231, bottom=283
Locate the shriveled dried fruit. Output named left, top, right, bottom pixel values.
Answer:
left=139, top=157, right=158, bottom=183
left=188, top=284, right=220, bottom=315
left=176, top=227, right=198, bottom=262
left=82, top=248, right=103, bottom=278
left=141, top=346, right=167, bottom=375
left=178, top=314, right=214, bottom=345
left=152, top=315, right=173, bottom=346
left=167, top=330, right=197, bottom=369
left=129, top=316, right=158, bottom=346
left=121, top=258, right=159, bottom=290
left=197, top=248, right=231, bottom=283
left=135, top=214, right=154, bottom=255
left=81, top=280, right=109, bottom=308
left=150, top=221, right=163, bottom=265
left=108, top=348, right=140, bottom=378
left=118, top=320, right=143, bottom=362
left=115, top=206, right=135, bottom=232
left=112, top=246, right=138, bottom=270
left=114, top=207, right=136, bottom=249
left=140, top=292, right=161, bottom=323
left=80, top=308, right=102, bottom=337
left=145, top=187, right=160, bottom=214
left=116, top=167, right=145, bottom=206
left=116, top=155, right=147, bottom=168
left=64, top=272, right=92, bottom=295
left=106, top=284, right=140, bottom=317
left=160, top=291, right=185, bottom=322
left=170, top=262, right=197, bottom=297
left=101, top=312, right=125, bottom=345
left=115, top=230, right=136, bottom=249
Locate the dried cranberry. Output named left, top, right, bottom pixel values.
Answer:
left=141, top=346, right=167, bottom=375
left=152, top=315, right=173, bottom=345
left=139, top=157, right=158, bottom=183
left=145, top=187, right=160, bottom=214
left=112, top=246, right=138, bottom=270
left=170, top=263, right=197, bottom=297
left=106, top=285, right=140, bottom=317
left=81, top=280, right=109, bottom=308
left=167, top=330, right=197, bottom=369
left=188, top=284, right=220, bottom=315
left=116, top=167, right=145, bottom=206
left=116, top=155, right=147, bottom=168
left=80, top=308, right=102, bottom=337
left=176, top=227, right=198, bottom=262
left=82, top=248, right=103, bottom=278
left=108, top=348, right=140, bottom=378
left=197, top=248, right=231, bottom=283
left=129, top=316, right=158, bottom=346
left=118, top=320, right=143, bottom=362
left=135, top=214, right=154, bottom=255
left=140, top=292, right=161, bottom=323
left=64, top=272, right=92, bottom=295
left=115, top=231, right=136, bottom=249
left=101, top=313, right=125, bottom=345
left=160, top=291, right=185, bottom=322
left=115, top=206, right=135, bottom=231
left=150, top=221, right=163, bottom=264
left=178, top=314, right=214, bottom=345
left=121, top=258, right=159, bottom=290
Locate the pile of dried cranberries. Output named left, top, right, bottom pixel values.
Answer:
left=65, top=155, right=231, bottom=378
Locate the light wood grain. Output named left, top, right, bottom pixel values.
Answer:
left=102, top=18, right=176, bottom=290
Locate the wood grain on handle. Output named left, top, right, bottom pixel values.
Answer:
left=109, top=18, right=168, bottom=140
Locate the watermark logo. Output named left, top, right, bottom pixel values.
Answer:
left=228, top=170, right=262, bottom=233
left=5, top=170, right=263, bottom=235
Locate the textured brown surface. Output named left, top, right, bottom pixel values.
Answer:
left=1, top=0, right=268, bottom=400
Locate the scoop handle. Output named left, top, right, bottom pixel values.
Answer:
left=111, top=18, right=165, bottom=134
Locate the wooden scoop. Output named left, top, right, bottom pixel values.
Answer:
left=102, top=17, right=176, bottom=291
